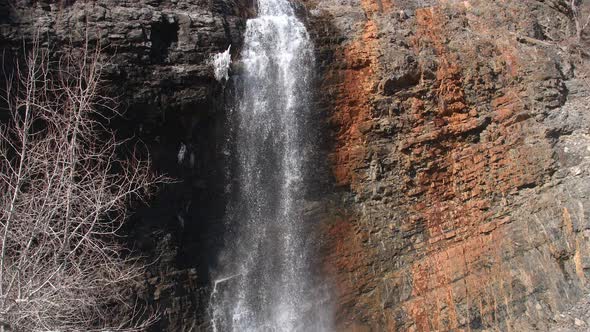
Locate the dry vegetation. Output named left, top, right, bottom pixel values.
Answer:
left=0, top=38, right=163, bottom=331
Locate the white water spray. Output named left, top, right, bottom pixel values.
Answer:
left=212, top=45, right=232, bottom=82
left=209, top=0, right=332, bottom=330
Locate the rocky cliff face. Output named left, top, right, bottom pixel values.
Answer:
left=2, top=0, right=590, bottom=331
left=1, top=0, right=249, bottom=329
left=307, top=0, right=590, bottom=330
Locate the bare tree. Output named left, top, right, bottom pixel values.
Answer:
left=0, top=37, right=162, bottom=331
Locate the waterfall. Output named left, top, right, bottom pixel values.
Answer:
left=212, top=45, right=232, bottom=82
left=209, top=0, right=331, bottom=330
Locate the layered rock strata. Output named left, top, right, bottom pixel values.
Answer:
left=1, top=0, right=248, bottom=329
left=3, top=0, right=590, bottom=330
left=307, top=0, right=590, bottom=330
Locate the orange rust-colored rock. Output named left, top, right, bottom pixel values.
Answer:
left=322, top=215, right=378, bottom=325
left=308, top=0, right=589, bottom=330
left=328, top=17, right=379, bottom=188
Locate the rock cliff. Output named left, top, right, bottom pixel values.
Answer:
left=307, top=0, right=590, bottom=330
left=1, top=0, right=249, bottom=329
left=2, top=0, right=590, bottom=331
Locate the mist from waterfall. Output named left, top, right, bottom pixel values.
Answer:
left=208, top=0, right=332, bottom=330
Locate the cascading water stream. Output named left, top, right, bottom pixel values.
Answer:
left=209, top=0, right=331, bottom=330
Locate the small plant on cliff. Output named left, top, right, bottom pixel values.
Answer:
left=570, top=0, right=590, bottom=42
left=0, top=37, right=162, bottom=331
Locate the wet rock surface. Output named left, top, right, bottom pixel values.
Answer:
left=1, top=0, right=249, bottom=330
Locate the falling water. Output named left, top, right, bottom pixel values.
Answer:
left=209, top=0, right=331, bottom=330
left=212, top=45, right=232, bottom=82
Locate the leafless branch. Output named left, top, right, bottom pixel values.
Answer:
left=0, top=34, right=164, bottom=331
